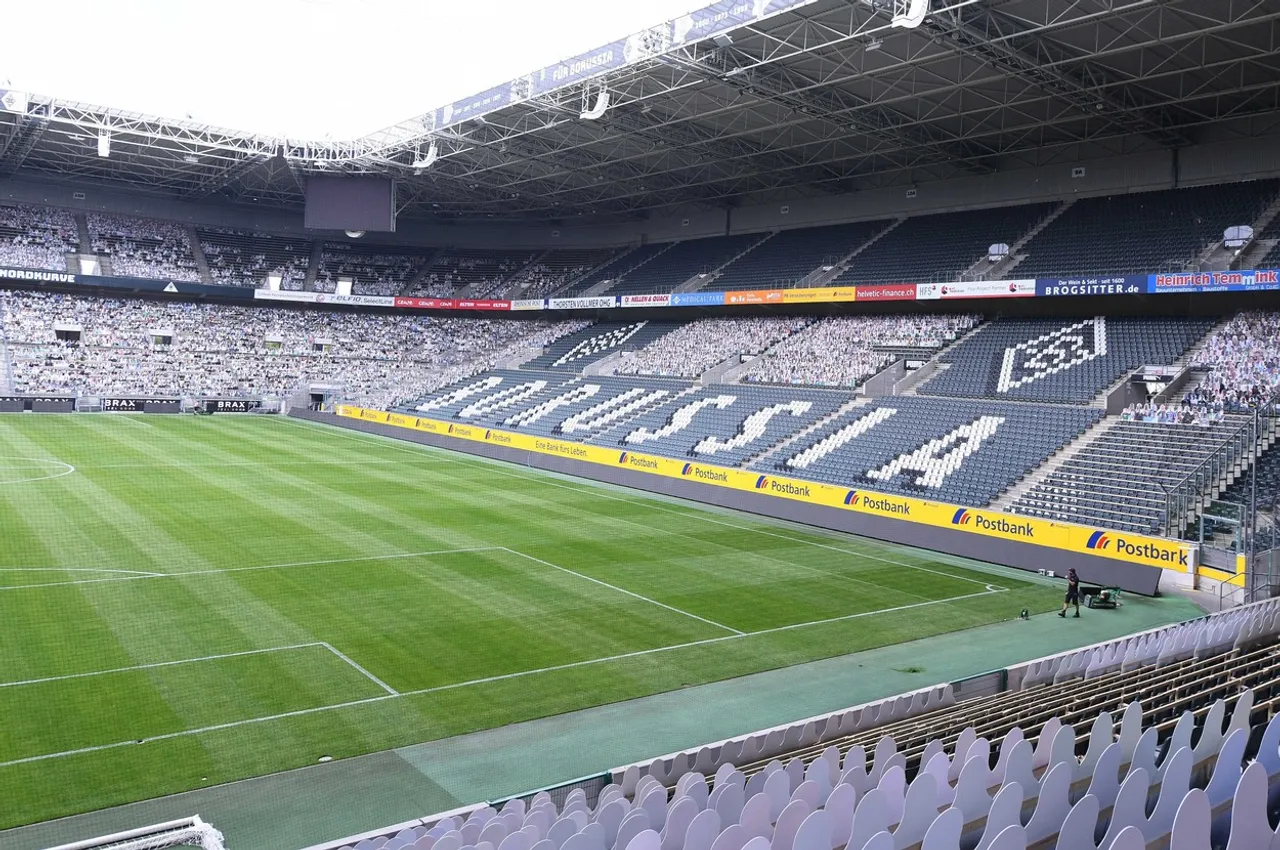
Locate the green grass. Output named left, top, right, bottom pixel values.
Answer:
left=0, top=414, right=1061, bottom=828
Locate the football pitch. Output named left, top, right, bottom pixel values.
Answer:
left=0, top=414, right=1061, bottom=829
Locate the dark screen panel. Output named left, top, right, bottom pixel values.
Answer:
left=304, top=176, right=396, bottom=232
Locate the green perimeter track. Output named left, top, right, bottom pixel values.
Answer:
left=0, top=415, right=1062, bottom=829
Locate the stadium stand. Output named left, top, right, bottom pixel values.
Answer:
left=403, top=371, right=692, bottom=440
left=0, top=202, right=78, bottom=271
left=919, top=317, right=1215, bottom=404
left=589, top=384, right=852, bottom=467
left=613, top=317, right=811, bottom=380
left=712, top=222, right=893, bottom=291
left=87, top=212, right=202, bottom=282
left=521, top=321, right=683, bottom=371
left=1010, top=417, right=1251, bottom=534
left=507, top=248, right=624, bottom=299
left=408, top=249, right=538, bottom=297
left=1016, top=180, right=1280, bottom=278
left=557, top=244, right=672, bottom=297
left=318, top=599, right=1280, bottom=850
left=197, top=227, right=312, bottom=289
left=0, top=290, right=580, bottom=409
left=765, top=397, right=1101, bottom=506
left=830, top=203, right=1058, bottom=285
left=603, top=234, right=769, bottom=295
left=1184, top=311, right=1280, bottom=412
left=316, top=243, right=437, bottom=296
left=743, top=315, right=979, bottom=389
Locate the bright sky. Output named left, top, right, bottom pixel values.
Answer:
left=3, top=0, right=707, bottom=138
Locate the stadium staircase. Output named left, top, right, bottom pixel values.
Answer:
left=676, top=232, right=776, bottom=293
left=74, top=211, right=91, bottom=254
left=989, top=417, right=1117, bottom=510
left=961, top=200, right=1073, bottom=281
left=742, top=396, right=872, bottom=469
left=584, top=244, right=676, bottom=296
left=498, top=250, right=549, bottom=299
left=186, top=224, right=214, bottom=284
left=547, top=247, right=636, bottom=298
left=806, top=219, right=903, bottom=287
left=400, top=248, right=443, bottom=295
left=1232, top=192, right=1280, bottom=270
left=305, top=240, right=323, bottom=290
left=0, top=337, right=13, bottom=393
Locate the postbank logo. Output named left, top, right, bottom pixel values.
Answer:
left=618, top=452, right=629, bottom=464
left=682, top=463, right=694, bottom=476
left=1086, top=531, right=1112, bottom=550
left=952, top=508, right=972, bottom=526
left=844, top=490, right=860, bottom=506
left=755, top=475, right=770, bottom=489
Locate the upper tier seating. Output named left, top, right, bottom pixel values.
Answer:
left=88, top=212, right=201, bottom=282
left=713, top=222, right=892, bottom=291
left=316, top=244, right=437, bottom=296
left=592, top=384, right=851, bottom=467
left=522, top=321, right=684, bottom=371
left=197, top=227, right=311, bottom=289
left=0, top=203, right=78, bottom=271
left=407, top=249, right=538, bottom=297
left=1016, top=180, right=1280, bottom=278
left=508, top=248, right=623, bottom=299
left=764, top=397, right=1100, bottom=506
left=744, top=314, right=980, bottom=389
left=920, top=317, right=1214, bottom=404
left=559, top=244, right=672, bottom=297
left=1010, top=417, right=1248, bottom=533
left=1261, top=241, right=1280, bottom=268
left=608, top=234, right=769, bottom=295
left=324, top=600, right=1280, bottom=850
left=832, top=203, right=1058, bottom=285
left=614, top=317, right=811, bottom=380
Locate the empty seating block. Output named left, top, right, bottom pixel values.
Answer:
left=557, top=244, right=673, bottom=297
left=608, top=234, right=769, bottom=296
left=765, top=397, right=1101, bottom=506
left=1017, top=180, right=1280, bottom=278
left=921, top=317, right=1214, bottom=404
left=400, top=369, right=578, bottom=419
left=714, top=222, right=892, bottom=291
left=592, top=385, right=851, bottom=467
left=522, top=322, right=684, bottom=371
left=1011, top=418, right=1249, bottom=533
left=509, top=248, right=624, bottom=299
left=832, top=203, right=1058, bottom=285
left=197, top=227, right=311, bottom=289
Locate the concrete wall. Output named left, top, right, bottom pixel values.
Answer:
left=292, top=409, right=1165, bottom=595
left=6, top=128, right=1280, bottom=253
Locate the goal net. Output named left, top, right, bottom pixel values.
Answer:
left=44, top=816, right=226, bottom=850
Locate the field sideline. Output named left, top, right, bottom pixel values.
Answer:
left=0, top=414, right=1061, bottom=828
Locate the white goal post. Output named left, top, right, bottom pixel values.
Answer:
left=43, top=816, right=226, bottom=850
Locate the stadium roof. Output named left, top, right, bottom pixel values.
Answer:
left=1, top=0, right=1278, bottom=224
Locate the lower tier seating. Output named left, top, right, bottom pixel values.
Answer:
left=921, top=317, right=1214, bottom=404
left=762, top=398, right=1101, bottom=507
left=1010, top=418, right=1251, bottom=533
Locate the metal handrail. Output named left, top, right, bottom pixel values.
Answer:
left=1161, top=389, right=1280, bottom=537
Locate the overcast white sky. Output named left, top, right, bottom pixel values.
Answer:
left=3, top=0, right=707, bottom=138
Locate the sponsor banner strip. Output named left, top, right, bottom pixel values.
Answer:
left=336, top=406, right=1196, bottom=573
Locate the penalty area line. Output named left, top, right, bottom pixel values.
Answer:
left=0, top=587, right=1004, bottom=768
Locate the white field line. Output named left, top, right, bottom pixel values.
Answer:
left=499, top=547, right=743, bottom=636
left=286, top=418, right=1008, bottom=590
left=0, top=567, right=165, bottom=577
left=0, top=547, right=503, bottom=592
left=75, top=458, right=450, bottom=471
left=0, top=643, right=326, bottom=690
left=320, top=642, right=398, bottom=696
left=0, top=587, right=1004, bottom=769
